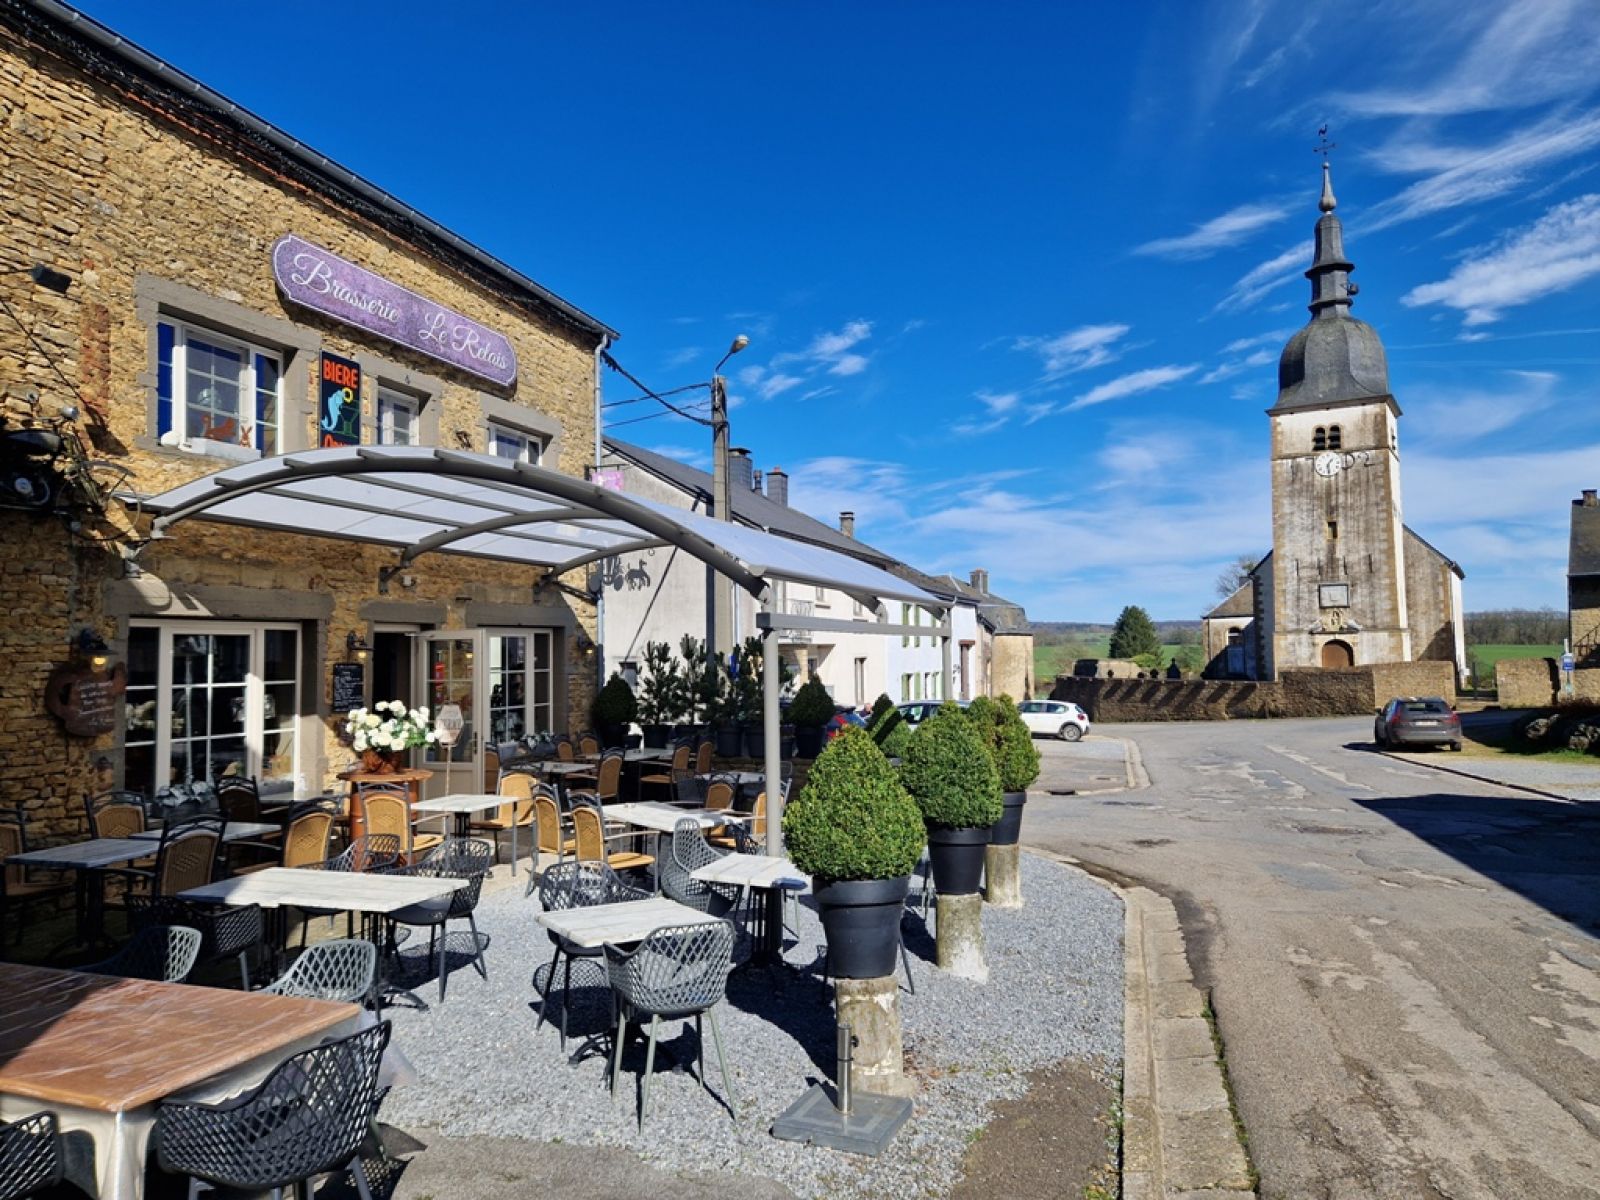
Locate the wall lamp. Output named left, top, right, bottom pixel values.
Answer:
left=345, top=630, right=371, bottom=661
left=73, top=627, right=109, bottom=669
left=574, top=629, right=597, bottom=658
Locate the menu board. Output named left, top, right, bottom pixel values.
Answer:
left=331, top=662, right=365, bottom=713
left=45, top=662, right=126, bottom=737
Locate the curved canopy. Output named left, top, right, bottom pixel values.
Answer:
left=141, top=445, right=940, bottom=610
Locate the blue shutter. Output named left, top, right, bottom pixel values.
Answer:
left=157, top=322, right=174, bottom=438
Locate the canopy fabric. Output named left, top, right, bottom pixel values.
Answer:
left=141, top=445, right=941, bottom=609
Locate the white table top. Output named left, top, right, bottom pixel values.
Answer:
left=410, top=793, right=502, bottom=815
left=179, top=866, right=467, bottom=913
left=691, top=853, right=807, bottom=891
left=604, top=803, right=743, bottom=833
left=539, top=762, right=597, bottom=776
left=7, top=838, right=154, bottom=870
left=535, top=896, right=724, bottom=948
left=624, top=748, right=675, bottom=763
left=697, top=770, right=769, bottom=786
left=131, top=821, right=279, bottom=844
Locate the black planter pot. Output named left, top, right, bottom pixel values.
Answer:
left=794, top=725, right=824, bottom=759
left=925, top=824, right=990, bottom=895
left=743, top=724, right=766, bottom=761
left=814, top=875, right=912, bottom=979
left=989, top=791, right=1028, bottom=846
left=713, top=724, right=742, bottom=758
left=780, top=723, right=796, bottom=760
left=640, top=723, right=670, bottom=750
left=597, top=722, right=628, bottom=751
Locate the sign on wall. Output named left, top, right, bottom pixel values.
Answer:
left=45, top=662, right=127, bottom=737
left=272, top=234, right=519, bottom=387
left=319, top=352, right=362, bottom=447
left=331, top=662, right=366, bottom=713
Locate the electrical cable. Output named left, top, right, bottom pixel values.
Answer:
left=601, top=351, right=713, bottom=427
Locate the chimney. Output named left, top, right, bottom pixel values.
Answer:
left=969, top=568, right=989, bottom=594
left=728, top=447, right=752, bottom=493
left=767, top=466, right=788, bottom=506
left=840, top=511, right=855, bottom=538
left=1582, top=489, right=1598, bottom=507
left=751, top=468, right=763, bottom=494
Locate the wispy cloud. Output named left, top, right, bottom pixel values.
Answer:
left=1215, top=245, right=1308, bottom=313
left=1200, top=348, right=1274, bottom=385
left=662, top=347, right=700, bottom=370
left=1404, top=370, right=1560, bottom=443
left=1133, top=202, right=1290, bottom=260
left=949, top=391, right=1022, bottom=437
left=758, top=373, right=805, bottom=400
left=1014, top=323, right=1131, bottom=378
left=1223, top=329, right=1292, bottom=354
left=1401, top=193, right=1600, bottom=326
left=1067, top=364, right=1199, bottom=411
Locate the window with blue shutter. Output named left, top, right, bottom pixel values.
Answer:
left=153, top=318, right=283, bottom=457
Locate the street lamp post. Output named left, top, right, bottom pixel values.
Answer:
left=709, top=334, right=748, bottom=655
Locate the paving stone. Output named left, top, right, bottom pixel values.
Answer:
left=1154, top=1015, right=1215, bottom=1062
left=1161, top=1108, right=1255, bottom=1193
left=1151, top=979, right=1206, bottom=1019
left=1154, top=1056, right=1232, bottom=1114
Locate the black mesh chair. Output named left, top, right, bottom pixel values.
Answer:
left=128, top=895, right=265, bottom=988
left=606, top=920, right=737, bottom=1126
left=156, top=1020, right=390, bottom=1200
left=535, top=860, right=649, bottom=1051
left=660, top=819, right=736, bottom=918
left=0, top=1111, right=61, bottom=1200
left=262, top=939, right=378, bottom=1005
left=85, top=923, right=203, bottom=983
left=385, top=838, right=493, bottom=1003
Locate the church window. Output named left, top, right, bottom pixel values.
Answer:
left=1226, top=628, right=1243, bottom=647
left=1326, top=520, right=1338, bottom=541
left=1313, top=426, right=1327, bottom=451
left=1328, top=425, right=1343, bottom=450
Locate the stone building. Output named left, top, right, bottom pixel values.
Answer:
left=1202, top=163, right=1466, bottom=683
left=1571, top=489, right=1600, bottom=665
left=1, top=0, right=613, bottom=829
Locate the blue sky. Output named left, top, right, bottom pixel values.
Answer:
left=81, top=0, right=1600, bottom=620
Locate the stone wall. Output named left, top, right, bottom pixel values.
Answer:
left=1072, top=658, right=1144, bottom=679
left=1495, top=658, right=1600, bottom=708
left=991, top=633, right=1035, bottom=700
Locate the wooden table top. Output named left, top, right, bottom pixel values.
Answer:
left=0, top=963, right=356, bottom=1112
left=604, top=803, right=744, bottom=833
left=410, top=793, right=501, bottom=815
left=691, top=853, right=807, bottom=890
left=179, top=866, right=467, bottom=913
left=5, top=838, right=154, bottom=870
left=536, top=896, right=723, bottom=949
left=336, top=768, right=434, bottom=783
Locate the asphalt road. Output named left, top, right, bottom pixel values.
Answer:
left=1024, top=716, right=1600, bottom=1200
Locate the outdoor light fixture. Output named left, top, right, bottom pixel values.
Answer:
left=574, top=630, right=597, bottom=658
left=73, top=627, right=109, bottom=670
left=713, top=332, right=750, bottom=375
left=345, top=630, right=371, bottom=661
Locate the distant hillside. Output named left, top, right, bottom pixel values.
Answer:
left=1032, top=620, right=1202, bottom=641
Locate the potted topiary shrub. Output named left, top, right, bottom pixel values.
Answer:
left=990, top=695, right=1041, bottom=845
left=636, top=641, right=677, bottom=750
left=782, top=725, right=926, bottom=979
left=869, top=703, right=913, bottom=761
left=788, top=675, right=835, bottom=759
left=591, top=672, right=637, bottom=751
left=899, top=701, right=1002, bottom=897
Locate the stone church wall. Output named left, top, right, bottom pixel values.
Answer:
left=1403, top=528, right=1460, bottom=666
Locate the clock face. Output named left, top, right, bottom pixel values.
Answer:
left=1314, top=452, right=1342, bottom=477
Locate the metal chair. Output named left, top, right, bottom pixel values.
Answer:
left=85, top=923, right=203, bottom=983
left=128, top=895, right=265, bottom=988
left=660, top=819, right=736, bottom=917
left=606, top=920, right=737, bottom=1126
left=0, top=1111, right=61, bottom=1200
left=535, top=860, right=649, bottom=1051
left=261, top=938, right=378, bottom=1005
left=83, top=789, right=148, bottom=839
left=156, top=1020, right=390, bottom=1200
left=0, top=805, right=71, bottom=948
left=386, top=838, right=493, bottom=1003
left=294, top=834, right=403, bottom=947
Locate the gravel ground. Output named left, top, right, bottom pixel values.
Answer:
left=379, top=852, right=1122, bottom=1199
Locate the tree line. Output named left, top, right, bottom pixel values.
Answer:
left=1463, top=609, right=1565, bottom=645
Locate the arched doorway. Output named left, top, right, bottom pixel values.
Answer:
left=1321, top=639, right=1354, bottom=668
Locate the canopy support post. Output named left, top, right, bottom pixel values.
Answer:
left=941, top=616, right=953, bottom=703
left=763, top=587, right=783, bottom=860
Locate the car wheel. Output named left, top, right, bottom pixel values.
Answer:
left=1059, top=724, right=1083, bottom=742
left=1450, top=741, right=1463, bottom=752
left=1374, top=727, right=1387, bottom=749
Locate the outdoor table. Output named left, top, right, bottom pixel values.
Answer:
left=535, top=895, right=723, bottom=949
left=604, top=804, right=747, bottom=892
left=0, top=962, right=359, bottom=1200
left=5, top=838, right=159, bottom=951
left=130, top=820, right=280, bottom=844
left=697, top=769, right=769, bottom=802
left=691, top=853, right=807, bottom=964
left=410, top=792, right=501, bottom=839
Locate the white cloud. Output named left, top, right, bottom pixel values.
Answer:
left=1401, top=193, right=1600, bottom=326
left=1403, top=370, right=1560, bottom=443
left=645, top=443, right=709, bottom=468
left=1133, top=202, right=1290, bottom=260
left=808, top=321, right=871, bottom=359
left=1014, top=323, right=1131, bottom=378
left=829, top=353, right=868, bottom=377
left=1200, top=349, right=1274, bottom=385
left=1067, top=365, right=1199, bottom=411
left=662, top=347, right=700, bottom=370
left=978, top=391, right=1019, bottom=415
left=1223, top=329, right=1292, bottom=354
left=758, top=373, right=804, bottom=400
left=1215, top=244, right=1309, bottom=313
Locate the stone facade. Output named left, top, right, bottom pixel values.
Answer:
left=989, top=632, right=1034, bottom=701
left=0, top=11, right=606, bottom=838
left=1570, top=490, right=1600, bottom=665
left=1496, top=658, right=1600, bottom=708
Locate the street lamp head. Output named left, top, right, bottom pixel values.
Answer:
left=714, top=334, right=750, bottom=375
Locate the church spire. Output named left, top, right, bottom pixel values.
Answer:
left=1305, top=158, right=1355, bottom=320
left=1319, top=159, right=1337, bottom=213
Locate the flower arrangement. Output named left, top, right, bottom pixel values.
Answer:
left=344, top=700, right=437, bottom=756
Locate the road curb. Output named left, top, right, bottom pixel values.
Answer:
left=1377, top=749, right=1584, bottom=805
left=1025, top=851, right=1255, bottom=1199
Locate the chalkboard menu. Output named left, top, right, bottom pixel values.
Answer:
left=331, top=662, right=365, bottom=713
left=45, top=662, right=126, bottom=737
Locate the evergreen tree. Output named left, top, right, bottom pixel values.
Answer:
left=1108, top=605, right=1161, bottom=660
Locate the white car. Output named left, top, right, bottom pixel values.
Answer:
left=1018, top=699, right=1090, bottom=742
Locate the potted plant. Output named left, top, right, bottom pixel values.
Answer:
left=344, top=701, right=436, bottom=773
left=869, top=702, right=912, bottom=761
left=782, top=725, right=926, bottom=978
left=591, top=672, right=637, bottom=751
left=674, top=635, right=710, bottom=739
left=731, top=635, right=792, bottom=759
left=990, top=695, right=1041, bottom=845
left=788, top=675, right=835, bottom=759
left=636, top=641, right=678, bottom=749
left=899, top=701, right=1002, bottom=896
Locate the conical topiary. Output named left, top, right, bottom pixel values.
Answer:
left=782, top=725, right=925, bottom=884
left=993, top=695, right=1041, bottom=792
left=899, top=701, right=1002, bottom=829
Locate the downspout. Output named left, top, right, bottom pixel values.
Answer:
left=593, top=334, right=609, bottom=694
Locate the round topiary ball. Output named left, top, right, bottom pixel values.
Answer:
left=782, top=725, right=925, bottom=884
left=900, top=701, right=1003, bottom=829
left=993, top=695, right=1041, bottom=792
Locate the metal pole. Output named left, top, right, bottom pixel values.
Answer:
left=763, top=589, right=783, bottom=858
left=940, top=612, right=953, bottom=702
left=836, top=1023, right=854, bottom=1115
left=710, top=373, right=732, bottom=656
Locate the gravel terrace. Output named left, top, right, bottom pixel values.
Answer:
left=379, top=851, right=1122, bottom=1199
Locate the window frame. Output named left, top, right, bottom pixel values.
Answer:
left=376, top=385, right=421, bottom=447
left=487, top=421, right=540, bottom=465
left=159, top=319, right=284, bottom=460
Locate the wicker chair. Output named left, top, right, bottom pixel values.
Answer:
left=84, top=789, right=149, bottom=839
left=555, top=738, right=576, bottom=762
left=0, top=1111, right=61, bottom=1200
left=522, top=786, right=574, bottom=897
left=469, top=771, right=535, bottom=869
left=578, top=732, right=601, bottom=756
left=661, top=819, right=737, bottom=917
left=128, top=896, right=265, bottom=988
left=638, top=741, right=691, bottom=803
left=535, top=860, right=649, bottom=1050
left=85, top=923, right=203, bottom=983
left=261, top=938, right=377, bottom=1005
left=279, top=801, right=337, bottom=869
left=386, top=838, right=493, bottom=1003
left=606, top=920, right=737, bottom=1125
left=694, top=738, right=714, bottom=775
left=360, top=785, right=441, bottom=860
left=0, top=805, right=71, bottom=949
left=571, top=798, right=654, bottom=879
left=156, top=1020, right=390, bottom=1200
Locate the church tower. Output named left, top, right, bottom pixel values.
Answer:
left=1266, top=162, right=1410, bottom=674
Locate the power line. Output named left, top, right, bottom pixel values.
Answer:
left=601, top=351, right=713, bottom=427
left=601, top=381, right=709, bottom=410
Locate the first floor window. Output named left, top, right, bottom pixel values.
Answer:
left=901, top=672, right=913, bottom=703
left=157, top=320, right=282, bottom=457
left=377, top=386, right=420, bottom=446
left=123, top=622, right=301, bottom=800
left=488, top=422, right=540, bottom=465
left=486, top=630, right=554, bottom=743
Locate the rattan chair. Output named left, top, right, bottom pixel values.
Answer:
left=0, top=1111, right=61, bottom=1200
left=578, top=732, right=601, bottom=756
left=85, top=923, right=203, bottom=982
left=84, top=789, right=148, bottom=839
left=661, top=819, right=737, bottom=917
left=128, top=895, right=265, bottom=988
left=470, top=772, right=535, bottom=868
left=360, top=785, right=441, bottom=860
left=522, top=786, right=574, bottom=897
left=261, top=938, right=377, bottom=1005
left=571, top=797, right=654, bottom=879
left=535, top=860, right=649, bottom=1050
left=638, top=741, right=691, bottom=803
left=0, top=805, right=71, bottom=949
left=555, top=738, right=576, bottom=762
left=694, top=738, right=714, bottom=775
left=156, top=1020, right=390, bottom=1200
left=606, top=920, right=737, bottom=1125
left=386, top=838, right=493, bottom=1003
left=279, top=801, right=337, bottom=869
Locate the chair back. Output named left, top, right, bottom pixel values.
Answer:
left=215, top=776, right=261, bottom=823
left=660, top=818, right=726, bottom=913
left=605, top=921, right=734, bottom=1014
left=359, top=785, right=413, bottom=851
left=669, top=741, right=691, bottom=772
left=670, top=766, right=699, bottom=806
left=281, top=802, right=335, bottom=869
left=263, top=938, right=377, bottom=1004
left=155, top=816, right=224, bottom=896
left=596, top=750, right=624, bottom=802
left=579, top=732, right=601, bottom=756
left=748, top=791, right=768, bottom=838
left=496, top=771, right=534, bottom=825
left=570, top=799, right=605, bottom=862
left=407, top=837, right=492, bottom=918
left=85, top=790, right=147, bottom=840
left=0, top=1109, right=62, bottom=1198
left=694, top=739, right=713, bottom=774
left=1, top=806, right=29, bottom=894
left=556, top=738, right=575, bottom=762
left=704, top=777, right=735, bottom=813
left=534, top=789, right=564, bottom=855
left=540, top=859, right=646, bottom=912
left=89, top=924, right=204, bottom=982
left=482, top=745, right=500, bottom=794
left=325, top=833, right=402, bottom=874
left=129, top=896, right=264, bottom=967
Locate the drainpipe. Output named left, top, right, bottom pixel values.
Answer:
left=593, top=334, right=609, bottom=693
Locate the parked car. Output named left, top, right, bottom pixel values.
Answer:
left=825, top=708, right=868, bottom=740
left=1018, top=699, right=1091, bottom=742
left=1374, top=697, right=1462, bottom=751
left=895, top=700, right=968, bottom=727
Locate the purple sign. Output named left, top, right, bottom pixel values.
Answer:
left=271, top=234, right=518, bottom=387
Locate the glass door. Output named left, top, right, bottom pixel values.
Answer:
left=416, top=631, right=481, bottom=799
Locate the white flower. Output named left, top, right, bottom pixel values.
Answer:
left=353, top=733, right=368, bottom=752
left=417, top=706, right=430, bottom=720
left=364, top=713, right=380, bottom=728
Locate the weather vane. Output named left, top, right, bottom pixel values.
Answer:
left=1314, top=124, right=1336, bottom=159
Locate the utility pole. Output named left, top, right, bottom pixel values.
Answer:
left=709, top=334, right=748, bottom=656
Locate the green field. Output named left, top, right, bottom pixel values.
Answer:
left=1035, top=638, right=1192, bottom=681
left=1468, top=643, right=1561, bottom=683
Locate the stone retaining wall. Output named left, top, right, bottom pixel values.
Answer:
left=1496, top=658, right=1600, bottom=707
